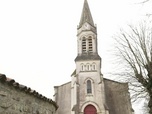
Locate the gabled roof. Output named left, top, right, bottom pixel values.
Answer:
left=78, top=0, right=94, bottom=28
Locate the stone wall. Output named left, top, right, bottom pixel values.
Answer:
left=104, top=78, right=134, bottom=114
left=0, top=74, right=58, bottom=114
left=54, top=82, right=71, bottom=114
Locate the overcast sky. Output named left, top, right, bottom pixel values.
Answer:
left=0, top=0, right=152, bottom=113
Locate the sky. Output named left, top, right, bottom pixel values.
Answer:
left=0, top=0, right=152, bottom=113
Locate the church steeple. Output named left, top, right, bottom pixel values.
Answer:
left=78, top=0, right=94, bottom=28
left=75, top=0, right=100, bottom=62
left=54, top=1, right=134, bottom=114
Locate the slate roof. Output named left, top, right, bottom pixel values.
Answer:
left=0, top=73, right=58, bottom=110
left=78, top=0, right=94, bottom=28
left=75, top=53, right=101, bottom=61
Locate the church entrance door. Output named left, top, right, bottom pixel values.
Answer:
left=84, top=105, right=97, bottom=114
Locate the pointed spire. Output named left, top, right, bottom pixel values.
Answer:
left=79, top=0, right=94, bottom=28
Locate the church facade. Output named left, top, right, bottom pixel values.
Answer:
left=54, top=0, right=134, bottom=114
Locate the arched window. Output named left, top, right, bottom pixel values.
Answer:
left=92, top=63, right=96, bottom=71
left=87, top=80, right=92, bottom=94
left=86, top=64, right=90, bottom=71
left=81, top=64, right=85, bottom=71
left=82, top=37, right=86, bottom=52
left=88, top=36, right=93, bottom=52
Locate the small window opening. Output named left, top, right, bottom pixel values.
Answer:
left=82, top=38, right=86, bottom=52
left=92, top=63, right=96, bottom=70
left=87, top=80, right=92, bottom=93
left=81, top=64, right=85, bottom=71
left=88, top=37, right=93, bottom=52
left=86, top=64, right=90, bottom=71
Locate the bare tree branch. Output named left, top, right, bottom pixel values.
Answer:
left=113, top=19, right=152, bottom=113
left=135, top=0, right=151, bottom=4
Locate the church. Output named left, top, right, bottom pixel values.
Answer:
left=54, top=0, right=134, bottom=114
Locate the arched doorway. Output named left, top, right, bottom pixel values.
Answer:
left=84, top=105, right=97, bottom=114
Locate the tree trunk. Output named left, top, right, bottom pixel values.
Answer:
left=148, top=92, right=152, bottom=114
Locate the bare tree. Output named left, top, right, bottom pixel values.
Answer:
left=114, top=19, right=152, bottom=113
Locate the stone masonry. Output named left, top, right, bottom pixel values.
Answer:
left=0, top=74, right=58, bottom=114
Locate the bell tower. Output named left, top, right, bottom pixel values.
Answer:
left=71, top=0, right=108, bottom=114
left=75, top=0, right=101, bottom=76
left=76, top=0, right=100, bottom=59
